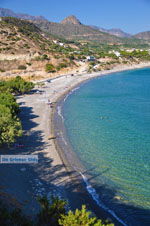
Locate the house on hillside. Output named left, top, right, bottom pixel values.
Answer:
left=59, top=43, right=64, bottom=46
left=114, top=51, right=121, bottom=57
left=86, top=56, right=96, bottom=61
left=53, top=40, right=58, bottom=44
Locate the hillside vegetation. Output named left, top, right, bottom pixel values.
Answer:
left=0, top=17, right=80, bottom=79
left=0, top=76, right=34, bottom=145
left=32, top=16, right=150, bottom=47
left=0, top=16, right=150, bottom=81
left=33, top=20, right=125, bottom=43
left=0, top=195, right=113, bottom=226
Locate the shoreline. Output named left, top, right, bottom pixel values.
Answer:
left=1, top=62, right=150, bottom=224
left=50, top=62, right=150, bottom=225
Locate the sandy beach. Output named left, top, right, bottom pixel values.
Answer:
left=0, top=62, right=150, bottom=223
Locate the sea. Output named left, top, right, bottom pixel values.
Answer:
left=57, top=68, right=150, bottom=225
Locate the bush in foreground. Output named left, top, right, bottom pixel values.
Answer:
left=0, top=202, right=32, bottom=226
left=59, top=205, right=113, bottom=226
left=37, top=196, right=67, bottom=226
left=0, top=196, right=114, bottom=226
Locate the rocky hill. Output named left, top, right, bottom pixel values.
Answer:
left=100, top=28, right=131, bottom=38
left=0, top=17, right=80, bottom=80
left=61, top=15, right=81, bottom=25
left=134, top=31, right=150, bottom=40
left=0, top=8, right=149, bottom=45
left=0, top=17, right=54, bottom=55
left=0, top=11, right=150, bottom=82
left=33, top=17, right=123, bottom=43
left=0, top=7, right=47, bottom=21
left=0, top=8, right=131, bottom=38
left=91, top=26, right=131, bottom=38
left=0, top=8, right=122, bottom=43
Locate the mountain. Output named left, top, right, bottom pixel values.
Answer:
left=60, top=15, right=81, bottom=25
left=104, top=28, right=131, bottom=38
left=0, top=7, right=47, bottom=21
left=0, top=8, right=148, bottom=45
left=0, top=16, right=149, bottom=81
left=33, top=20, right=123, bottom=43
left=134, top=31, right=150, bottom=40
left=33, top=15, right=124, bottom=43
left=0, top=16, right=80, bottom=77
left=0, top=9, right=122, bottom=43
left=90, top=26, right=131, bottom=38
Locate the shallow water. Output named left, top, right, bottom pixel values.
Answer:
left=62, top=68, right=150, bottom=225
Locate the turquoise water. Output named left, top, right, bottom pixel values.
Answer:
left=62, top=68, right=150, bottom=224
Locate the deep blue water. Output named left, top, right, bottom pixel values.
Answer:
left=62, top=68, right=150, bottom=225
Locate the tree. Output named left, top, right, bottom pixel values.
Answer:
left=0, top=76, right=34, bottom=145
left=59, top=205, right=113, bottom=226
left=0, top=76, right=34, bottom=95
left=37, top=196, right=67, bottom=226
left=0, top=196, right=114, bottom=226
left=0, top=92, right=19, bottom=116
left=0, top=105, right=22, bottom=145
left=0, top=202, right=32, bottom=226
left=6, top=76, right=34, bottom=94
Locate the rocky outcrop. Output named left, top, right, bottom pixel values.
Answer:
left=60, top=15, right=82, bottom=25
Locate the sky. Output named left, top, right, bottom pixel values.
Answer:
left=0, top=0, right=150, bottom=34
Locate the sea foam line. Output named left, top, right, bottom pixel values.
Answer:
left=71, top=86, right=80, bottom=92
left=77, top=170, right=127, bottom=226
left=60, top=86, right=127, bottom=225
left=59, top=131, right=68, bottom=146
left=57, top=106, right=64, bottom=122
left=64, top=86, right=80, bottom=102
left=64, top=93, right=70, bottom=102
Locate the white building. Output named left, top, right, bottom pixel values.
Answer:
left=59, top=43, right=64, bottom=46
left=114, top=51, right=121, bottom=57
left=86, top=56, right=96, bottom=61
left=53, top=40, right=58, bottom=44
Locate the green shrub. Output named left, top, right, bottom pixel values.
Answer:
left=45, top=63, right=56, bottom=73
left=26, top=62, right=32, bottom=66
left=6, top=76, right=34, bottom=94
left=0, top=92, right=19, bottom=116
left=0, top=102, right=22, bottom=145
left=0, top=196, right=114, bottom=225
left=0, top=68, right=5, bottom=72
left=57, top=63, right=68, bottom=71
left=42, top=54, right=49, bottom=60
left=68, top=55, right=75, bottom=60
left=59, top=205, right=113, bottom=226
left=18, top=65, right=27, bottom=70
left=0, top=76, right=34, bottom=145
left=37, top=196, right=67, bottom=226
left=0, top=202, right=32, bottom=225
left=54, top=55, right=60, bottom=59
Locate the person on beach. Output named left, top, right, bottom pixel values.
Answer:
left=47, top=99, right=53, bottom=106
left=50, top=103, right=53, bottom=108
